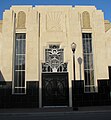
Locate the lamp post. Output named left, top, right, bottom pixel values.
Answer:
left=71, top=42, right=76, bottom=81
left=71, top=42, right=78, bottom=110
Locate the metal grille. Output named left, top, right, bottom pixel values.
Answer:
left=42, top=45, right=67, bottom=73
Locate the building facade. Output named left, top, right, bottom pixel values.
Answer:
left=0, top=5, right=111, bottom=108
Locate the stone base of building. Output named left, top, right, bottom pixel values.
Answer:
left=0, top=80, right=111, bottom=108
left=0, top=81, right=39, bottom=108
left=72, top=80, right=111, bottom=107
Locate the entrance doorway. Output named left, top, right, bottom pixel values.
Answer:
left=41, top=44, right=69, bottom=107
left=42, top=73, right=69, bottom=106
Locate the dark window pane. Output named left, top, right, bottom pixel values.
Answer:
left=84, top=54, right=93, bottom=69
left=16, top=40, right=25, bottom=54
left=22, top=71, right=25, bottom=87
left=14, top=71, right=21, bottom=87
left=90, top=70, right=94, bottom=85
left=14, top=88, right=25, bottom=94
left=14, top=71, right=18, bottom=87
left=15, top=55, right=25, bottom=70
left=89, top=33, right=91, bottom=38
left=14, top=71, right=25, bottom=87
left=84, top=70, right=90, bottom=85
left=15, top=64, right=25, bottom=70
left=16, top=33, right=26, bottom=39
left=82, top=33, right=86, bottom=38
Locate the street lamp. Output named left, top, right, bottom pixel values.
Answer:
left=71, top=42, right=76, bottom=81
left=71, top=42, right=78, bottom=110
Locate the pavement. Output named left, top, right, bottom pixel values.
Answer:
left=0, top=106, right=111, bottom=114
left=79, top=105, right=111, bottom=111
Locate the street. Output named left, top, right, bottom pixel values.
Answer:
left=0, top=111, right=111, bottom=120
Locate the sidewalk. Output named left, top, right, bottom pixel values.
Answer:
left=0, top=106, right=111, bottom=114
left=0, top=107, right=73, bottom=113
left=79, top=106, right=111, bottom=111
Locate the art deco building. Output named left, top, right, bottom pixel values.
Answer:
left=0, top=5, right=111, bottom=108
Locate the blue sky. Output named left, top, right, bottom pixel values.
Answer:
left=0, top=0, right=111, bottom=21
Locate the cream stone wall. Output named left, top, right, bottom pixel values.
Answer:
left=1, top=5, right=110, bottom=83
left=10, top=6, right=40, bottom=81
left=1, top=10, right=15, bottom=81
left=105, top=28, right=111, bottom=67
left=0, top=33, right=2, bottom=73
left=74, top=6, right=109, bottom=87
left=26, top=9, right=39, bottom=81
left=0, top=21, right=2, bottom=69
left=92, top=10, right=108, bottom=80
left=35, top=6, right=74, bottom=107
left=1, top=6, right=107, bottom=80
left=1, top=5, right=111, bottom=107
left=0, top=20, right=2, bottom=33
left=35, top=6, right=84, bottom=82
left=104, top=20, right=111, bottom=32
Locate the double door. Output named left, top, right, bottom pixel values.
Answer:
left=42, top=73, right=69, bottom=106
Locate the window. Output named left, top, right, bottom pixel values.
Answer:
left=42, top=45, right=67, bottom=73
left=13, top=33, right=26, bottom=94
left=82, top=33, right=95, bottom=92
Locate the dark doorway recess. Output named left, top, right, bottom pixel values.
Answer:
left=42, top=73, right=69, bottom=107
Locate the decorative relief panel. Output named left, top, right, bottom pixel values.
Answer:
left=82, top=11, right=91, bottom=29
left=42, top=45, right=67, bottom=73
left=46, top=12, right=63, bottom=32
left=17, top=11, right=26, bottom=29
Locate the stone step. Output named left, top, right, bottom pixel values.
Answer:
left=41, top=107, right=73, bottom=112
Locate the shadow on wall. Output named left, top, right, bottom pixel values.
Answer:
left=0, top=71, right=6, bottom=85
